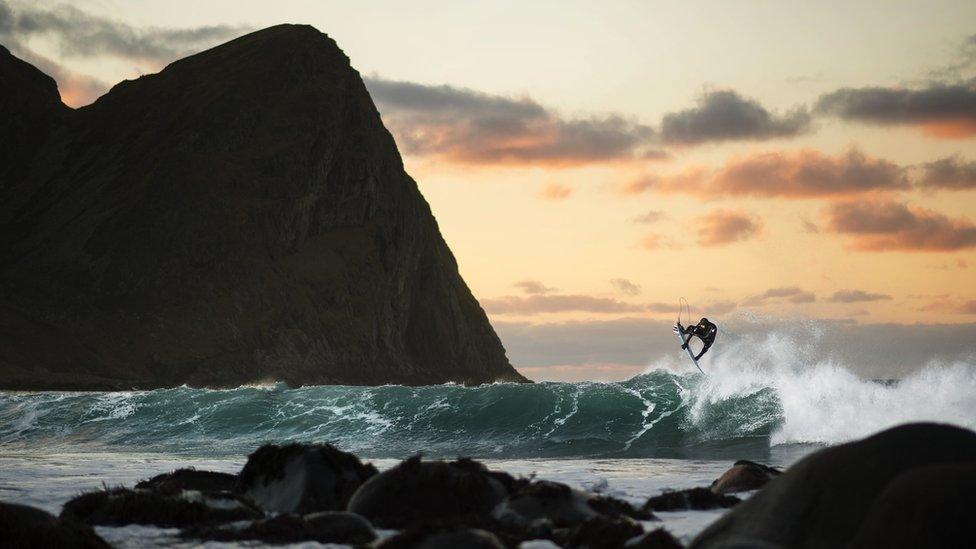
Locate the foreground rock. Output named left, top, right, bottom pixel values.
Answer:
left=183, top=511, right=377, bottom=545
left=0, top=25, right=527, bottom=390
left=709, top=460, right=780, bottom=494
left=378, top=526, right=507, bottom=549
left=239, top=443, right=377, bottom=514
left=60, top=488, right=262, bottom=528
left=691, top=422, right=976, bottom=548
left=644, top=488, right=740, bottom=512
left=348, top=457, right=509, bottom=528
left=0, top=501, right=108, bottom=549
left=849, top=462, right=976, bottom=548
left=494, top=480, right=654, bottom=529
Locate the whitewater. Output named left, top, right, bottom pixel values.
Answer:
left=1, top=326, right=974, bottom=544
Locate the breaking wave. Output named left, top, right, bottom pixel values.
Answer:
left=1, top=327, right=974, bottom=460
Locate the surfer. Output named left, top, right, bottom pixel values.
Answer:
left=680, top=318, right=717, bottom=360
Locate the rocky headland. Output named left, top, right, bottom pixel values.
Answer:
left=0, top=25, right=526, bottom=389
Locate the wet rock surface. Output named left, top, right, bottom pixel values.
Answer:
left=182, top=510, right=377, bottom=544
left=691, top=423, right=976, bottom=549
left=239, top=442, right=377, bottom=514
left=644, top=488, right=740, bottom=512
left=0, top=25, right=527, bottom=390
left=59, top=487, right=262, bottom=528
left=379, top=526, right=508, bottom=549
left=135, top=468, right=238, bottom=493
left=0, top=501, right=109, bottom=549
left=709, top=460, right=780, bottom=494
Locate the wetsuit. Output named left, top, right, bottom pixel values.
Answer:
left=682, top=317, right=717, bottom=360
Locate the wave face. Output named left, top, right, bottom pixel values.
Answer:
left=3, top=327, right=975, bottom=460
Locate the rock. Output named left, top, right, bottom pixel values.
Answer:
left=710, top=460, right=780, bottom=494
left=348, top=456, right=509, bottom=528
left=0, top=24, right=527, bottom=390
left=182, top=510, right=377, bottom=544
left=135, top=468, right=237, bottom=493
left=627, top=528, right=684, bottom=548
left=564, top=515, right=644, bottom=549
left=239, top=443, right=376, bottom=514
left=644, top=487, right=740, bottom=512
left=59, top=487, right=262, bottom=528
left=0, top=501, right=108, bottom=549
left=691, top=423, right=976, bottom=549
left=495, top=480, right=654, bottom=529
left=849, top=462, right=976, bottom=549
left=379, top=527, right=507, bottom=549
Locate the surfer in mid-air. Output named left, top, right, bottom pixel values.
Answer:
left=673, top=299, right=717, bottom=373
left=678, top=318, right=717, bottom=361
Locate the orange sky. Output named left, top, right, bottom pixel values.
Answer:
left=2, top=0, right=975, bottom=379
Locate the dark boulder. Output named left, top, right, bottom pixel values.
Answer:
left=60, top=488, right=262, bottom=528
left=564, top=515, right=644, bottom=549
left=644, top=487, right=740, bottom=512
left=0, top=501, right=108, bottom=549
left=710, top=460, right=780, bottom=494
left=628, top=528, right=684, bottom=549
left=378, top=527, right=507, bottom=549
left=348, top=456, right=509, bottom=528
left=494, top=480, right=653, bottom=530
left=239, top=443, right=376, bottom=514
left=182, top=510, right=377, bottom=544
left=850, top=462, right=976, bottom=549
left=135, top=468, right=237, bottom=493
left=691, top=422, right=976, bottom=549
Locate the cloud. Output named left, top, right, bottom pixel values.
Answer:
left=364, top=77, right=661, bottom=166
left=920, top=155, right=976, bottom=190
left=481, top=294, right=647, bottom=315
left=960, top=300, right=976, bottom=314
left=538, top=183, right=573, bottom=200
left=828, top=289, right=893, bottom=303
left=825, top=200, right=976, bottom=251
left=623, top=149, right=907, bottom=199
left=632, top=210, right=668, bottom=224
left=695, top=209, right=762, bottom=246
left=742, top=286, right=816, bottom=306
left=660, top=89, right=811, bottom=145
left=639, top=232, right=676, bottom=250
left=710, top=149, right=908, bottom=198
left=0, top=1, right=249, bottom=65
left=0, top=0, right=250, bottom=106
left=610, top=278, right=642, bottom=296
left=815, top=84, right=976, bottom=138
left=513, top=280, right=556, bottom=295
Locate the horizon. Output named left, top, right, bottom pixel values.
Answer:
left=2, top=0, right=974, bottom=381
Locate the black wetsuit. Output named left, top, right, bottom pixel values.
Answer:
left=682, top=318, right=717, bottom=360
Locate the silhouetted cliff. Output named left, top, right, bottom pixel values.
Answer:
left=0, top=26, right=527, bottom=389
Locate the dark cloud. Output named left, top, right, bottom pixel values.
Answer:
left=632, top=210, right=668, bottom=224
left=513, top=280, right=556, bottom=295
left=0, top=1, right=249, bottom=64
left=481, top=294, right=648, bottom=315
left=660, top=89, right=811, bottom=145
left=624, top=150, right=907, bottom=199
left=742, top=286, right=816, bottom=306
left=825, top=200, right=976, bottom=251
left=695, top=209, right=762, bottom=246
left=815, top=84, right=976, bottom=138
left=364, top=77, right=661, bottom=165
left=920, top=155, right=976, bottom=190
left=828, top=289, right=893, bottom=303
left=610, top=278, right=642, bottom=296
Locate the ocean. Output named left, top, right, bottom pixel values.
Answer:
left=2, top=334, right=975, bottom=546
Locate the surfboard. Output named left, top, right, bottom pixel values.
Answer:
left=674, top=322, right=705, bottom=374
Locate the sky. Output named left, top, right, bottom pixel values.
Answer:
left=2, top=0, right=975, bottom=380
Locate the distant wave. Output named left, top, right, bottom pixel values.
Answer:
left=2, top=327, right=974, bottom=460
